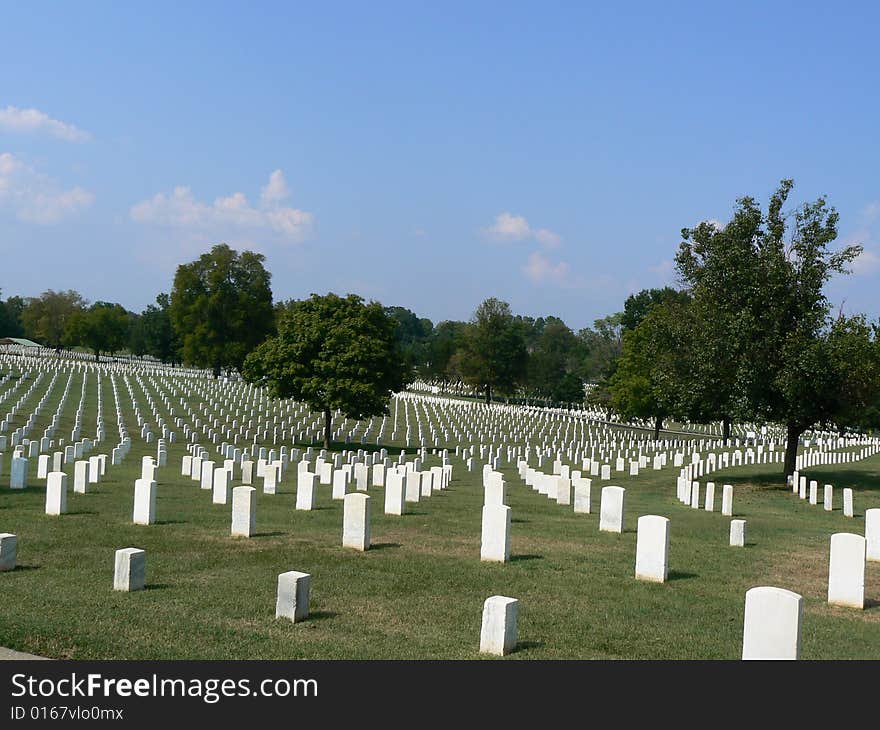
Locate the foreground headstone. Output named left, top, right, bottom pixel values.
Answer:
left=231, top=486, right=256, bottom=537
left=730, top=519, right=746, bottom=547
left=599, top=486, right=625, bottom=533
left=742, top=586, right=802, bottom=660
left=113, top=548, right=146, bottom=591
left=635, top=515, right=669, bottom=583
left=827, top=533, right=865, bottom=609
left=45, top=472, right=68, bottom=515
left=275, top=571, right=310, bottom=623
left=0, top=533, right=17, bottom=571
left=343, top=493, right=371, bottom=551
left=479, top=595, right=518, bottom=656
left=133, top=479, right=157, bottom=525
left=480, top=504, right=511, bottom=562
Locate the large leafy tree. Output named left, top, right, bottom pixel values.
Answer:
left=242, top=293, right=409, bottom=449
left=170, top=244, right=275, bottom=376
left=21, top=289, right=86, bottom=350
left=677, top=202, right=765, bottom=442
left=609, top=298, right=694, bottom=439
left=678, top=180, right=862, bottom=476
left=458, top=298, right=528, bottom=403
left=65, top=301, right=131, bottom=360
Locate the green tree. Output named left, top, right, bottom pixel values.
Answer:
left=0, top=291, right=25, bottom=338
left=65, top=301, right=131, bottom=360
left=384, top=306, right=433, bottom=375
left=621, top=287, right=690, bottom=332
left=609, top=298, right=694, bottom=440
left=425, top=320, right=467, bottom=381
left=140, top=293, right=179, bottom=364
left=21, top=289, right=86, bottom=349
left=677, top=206, right=764, bottom=442
left=527, top=318, right=582, bottom=403
left=458, top=298, right=528, bottom=403
left=170, top=244, right=275, bottom=376
left=679, top=180, right=862, bottom=476
left=242, top=293, right=409, bottom=449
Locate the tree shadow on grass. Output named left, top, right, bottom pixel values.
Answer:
left=144, top=583, right=171, bottom=591
left=667, top=570, right=699, bottom=581
left=253, top=531, right=285, bottom=538
left=10, top=565, right=40, bottom=572
left=155, top=519, right=187, bottom=526
left=369, top=542, right=401, bottom=551
left=510, top=554, right=543, bottom=563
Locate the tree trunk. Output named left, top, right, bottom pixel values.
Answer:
left=212, top=363, right=221, bottom=378
left=722, top=415, right=731, bottom=445
left=783, top=422, right=803, bottom=479
left=653, top=416, right=662, bottom=441
left=94, top=351, right=100, bottom=362
left=485, top=385, right=491, bottom=404
left=323, top=408, right=332, bottom=450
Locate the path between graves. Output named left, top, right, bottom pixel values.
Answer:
left=0, top=646, right=49, bottom=660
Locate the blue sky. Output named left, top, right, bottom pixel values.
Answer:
left=1, top=1, right=878, bottom=330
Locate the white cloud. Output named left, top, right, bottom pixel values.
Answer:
left=484, top=211, right=561, bottom=248
left=0, top=105, right=90, bottom=142
left=130, top=170, right=313, bottom=242
left=522, top=250, right=571, bottom=285
left=534, top=228, right=561, bottom=248
left=0, top=151, right=94, bottom=224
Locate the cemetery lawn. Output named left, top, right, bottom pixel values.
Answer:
left=2, top=439, right=880, bottom=659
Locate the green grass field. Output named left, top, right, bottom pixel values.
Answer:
left=1, top=368, right=879, bottom=659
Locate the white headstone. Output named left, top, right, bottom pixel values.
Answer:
left=827, top=533, right=865, bottom=609
left=231, top=486, right=256, bottom=536
left=114, top=547, right=146, bottom=591
left=635, top=515, right=669, bottom=583
left=742, top=586, right=802, bottom=660
left=480, top=504, right=511, bottom=562
left=599, top=486, right=625, bottom=533
left=275, top=571, right=310, bottom=623
left=479, top=595, right=518, bottom=656
left=45, top=471, right=68, bottom=515
left=342, top=493, right=371, bottom=551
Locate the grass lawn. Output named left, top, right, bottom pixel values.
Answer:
left=1, top=369, right=879, bottom=659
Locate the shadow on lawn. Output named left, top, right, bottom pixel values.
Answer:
left=369, top=542, right=401, bottom=551
left=667, top=570, right=699, bottom=581
left=510, top=554, right=542, bottom=563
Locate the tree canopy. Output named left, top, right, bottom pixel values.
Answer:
left=457, top=298, right=528, bottom=403
left=242, top=292, right=409, bottom=448
left=65, top=301, right=131, bottom=359
left=170, top=244, right=275, bottom=376
left=20, top=289, right=86, bottom=350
